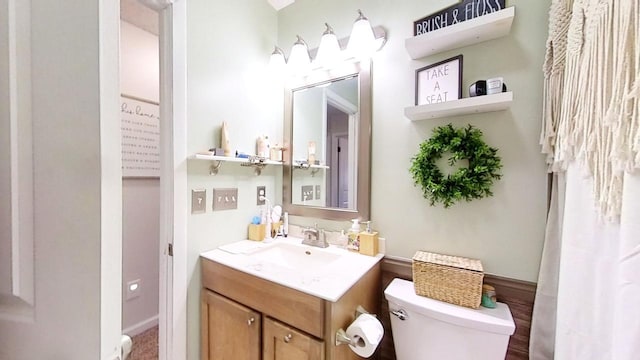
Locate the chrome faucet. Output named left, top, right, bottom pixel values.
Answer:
left=302, top=224, right=329, bottom=248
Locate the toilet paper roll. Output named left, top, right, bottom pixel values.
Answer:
left=346, top=314, right=384, bottom=358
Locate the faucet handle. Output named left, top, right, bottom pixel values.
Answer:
left=319, top=229, right=329, bottom=248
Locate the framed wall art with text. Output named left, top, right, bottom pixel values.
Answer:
left=415, top=55, right=463, bottom=106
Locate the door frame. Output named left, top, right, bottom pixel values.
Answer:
left=154, top=0, right=187, bottom=359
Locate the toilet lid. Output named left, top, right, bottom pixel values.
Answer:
left=384, top=278, right=515, bottom=335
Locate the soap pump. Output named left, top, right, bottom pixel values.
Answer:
left=358, top=221, right=379, bottom=256
left=347, top=219, right=361, bottom=251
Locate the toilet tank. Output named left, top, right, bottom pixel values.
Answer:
left=384, top=278, right=515, bottom=360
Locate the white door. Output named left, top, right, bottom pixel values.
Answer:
left=0, top=1, right=123, bottom=359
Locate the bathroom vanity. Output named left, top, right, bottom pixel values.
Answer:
left=200, top=239, right=382, bottom=360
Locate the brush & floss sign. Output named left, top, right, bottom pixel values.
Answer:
left=414, top=0, right=506, bottom=36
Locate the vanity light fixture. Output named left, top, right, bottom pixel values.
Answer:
left=314, top=23, right=342, bottom=69
left=346, top=9, right=377, bottom=60
left=269, top=10, right=386, bottom=76
left=287, top=35, right=311, bottom=76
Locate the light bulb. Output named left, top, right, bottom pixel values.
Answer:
left=315, top=23, right=342, bottom=69
left=288, top=35, right=311, bottom=76
left=347, top=9, right=376, bottom=60
left=268, top=46, right=286, bottom=74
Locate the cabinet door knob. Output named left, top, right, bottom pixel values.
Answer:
left=284, top=333, right=293, bottom=343
left=247, top=317, right=255, bottom=326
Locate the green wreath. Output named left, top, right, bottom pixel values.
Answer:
left=410, top=124, right=502, bottom=208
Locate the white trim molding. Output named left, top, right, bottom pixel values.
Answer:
left=138, top=0, right=175, bottom=11
left=267, top=0, right=294, bottom=11
left=122, top=315, right=159, bottom=337
left=0, top=0, right=35, bottom=322
left=158, top=1, right=188, bottom=359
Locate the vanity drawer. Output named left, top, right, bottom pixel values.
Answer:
left=202, top=258, right=325, bottom=338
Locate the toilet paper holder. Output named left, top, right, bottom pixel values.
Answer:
left=335, top=305, right=375, bottom=346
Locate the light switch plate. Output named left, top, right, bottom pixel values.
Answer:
left=315, top=185, right=321, bottom=200
left=191, top=189, right=206, bottom=214
left=213, top=188, right=238, bottom=211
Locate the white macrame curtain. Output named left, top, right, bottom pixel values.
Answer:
left=532, top=0, right=640, bottom=358
left=540, top=0, right=639, bottom=221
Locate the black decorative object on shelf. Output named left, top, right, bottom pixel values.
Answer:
left=413, top=0, right=506, bottom=36
left=469, top=80, right=487, bottom=97
left=469, top=79, right=508, bottom=97
left=410, top=124, right=502, bottom=208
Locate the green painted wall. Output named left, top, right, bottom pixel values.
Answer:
left=277, top=0, right=550, bottom=282
left=185, top=0, right=550, bottom=357
left=186, top=1, right=280, bottom=359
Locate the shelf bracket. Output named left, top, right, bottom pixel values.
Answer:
left=294, top=162, right=319, bottom=177
left=240, top=156, right=268, bottom=176
left=209, top=160, right=222, bottom=175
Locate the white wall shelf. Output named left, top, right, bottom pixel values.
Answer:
left=405, top=92, right=513, bottom=121
left=405, top=7, right=515, bottom=60
left=293, top=162, right=329, bottom=177
left=192, top=153, right=282, bottom=175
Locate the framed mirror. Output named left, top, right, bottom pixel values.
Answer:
left=283, top=61, right=371, bottom=221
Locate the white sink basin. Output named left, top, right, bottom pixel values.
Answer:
left=201, top=238, right=383, bottom=302
left=249, top=242, right=341, bottom=271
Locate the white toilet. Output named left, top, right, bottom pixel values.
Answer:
left=384, top=278, right=515, bottom=360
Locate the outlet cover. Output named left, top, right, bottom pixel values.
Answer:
left=315, top=185, right=321, bottom=200
left=301, top=185, right=313, bottom=202
left=126, top=279, right=142, bottom=301
left=191, top=189, right=206, bottom=214
left=213, top=188, right=238, bottom=211
left=257, top=186, right=266, bottom=205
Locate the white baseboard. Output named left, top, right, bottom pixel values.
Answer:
left=122, top=315, right=158, bottom=337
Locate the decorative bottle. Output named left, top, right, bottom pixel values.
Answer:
left=221, top=121, right=231, bottom=157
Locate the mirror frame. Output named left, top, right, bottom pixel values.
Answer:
left=283, top=60, right=371, bottom=221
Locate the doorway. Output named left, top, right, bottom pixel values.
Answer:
left=326, top=105, right=350, bottom=208
left=324, top=90, right=358, bottom=210
left=120, top=0, right=161, bottom=357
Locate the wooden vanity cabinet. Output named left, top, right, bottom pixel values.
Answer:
left=201, top=290, right=261, bottom=360
left=263, top=317, right=324, bottom=360
left=201, top=257, right=381, bottom=360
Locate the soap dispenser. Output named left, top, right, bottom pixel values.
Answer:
left=358, top=221, right=379, bottom=256
left=346, top=219, right=361, bottom=252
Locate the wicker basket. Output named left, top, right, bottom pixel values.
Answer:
left=412, top=251, right=484, bottom=309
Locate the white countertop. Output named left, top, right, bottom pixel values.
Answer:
left=200, top=237, right=383, bottom=302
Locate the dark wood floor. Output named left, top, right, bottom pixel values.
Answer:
left=379, top=258, right=535, bottom=360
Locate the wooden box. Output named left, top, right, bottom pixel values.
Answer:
left=358, top=231, right=379, bottom=256
left=248, top=224, right=265, bottom=241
